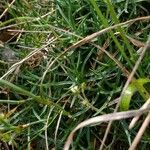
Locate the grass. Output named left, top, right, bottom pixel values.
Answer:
left=0, top=0, right=150, bottom=149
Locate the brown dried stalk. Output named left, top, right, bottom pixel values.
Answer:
left=99, top=33, right=150, bottom=150
left=64, top=107, right=150, bottom=150
left=129, top=111, right=150, bottom=150
left=41, top=15, right=150, bottom=84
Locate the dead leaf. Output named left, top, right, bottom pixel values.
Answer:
left=126, top=35, right=150, bottom=48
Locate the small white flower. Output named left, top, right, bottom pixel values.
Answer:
left=70, top=85, right=79, bottom=94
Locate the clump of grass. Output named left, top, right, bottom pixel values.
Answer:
left=0, top=0, right=150, bottom=149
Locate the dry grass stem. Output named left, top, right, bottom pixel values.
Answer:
left=64, top=107, right=150, bottom=150
left=99, top=33, right=150, bottom=150
left=129, top=97, right=150, bottom=129
left=0, top=0, right=16, bottom=20
left=1, top=2, right=150, bottom=149
left=129, top=111, right=150, bottom=150
left=0, top=11, right=54, bottom=31
left=92, top=43, right=130, bottom=77
left=41, top=16, right=150, bottom=84
left=65, top=16, right=150, bottom=52
left=0, top=37, right=56, bottom=79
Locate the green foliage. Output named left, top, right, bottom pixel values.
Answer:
left=0, top=0, right=150, bottom=149
left=120, top=78, right=150, bottom=111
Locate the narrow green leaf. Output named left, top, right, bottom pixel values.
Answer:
left=0, top=79, right=71, bottom=117
left=120, top=78, right=150, bottom=111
